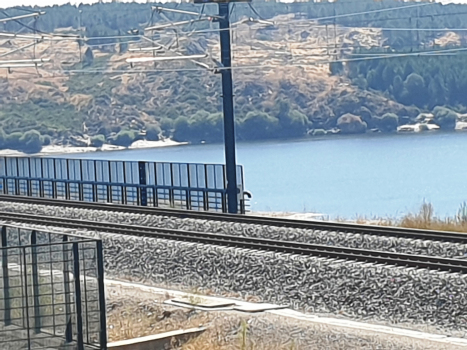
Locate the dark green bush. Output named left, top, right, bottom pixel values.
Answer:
left=19, top=130, right=43, bottom=154
left=172, top=117, right=190, bottom=142
left=377, top=113, right=399, bottom=132
left=91, top=134, right=106, bottom=147
left=159, top=117, right=174, bottom=134
left=0, top=129, right=6, bottom=148
left=6, top=132, right=23, bottom=149
left=145, top=124, right=161, bottom=141
left=172, top=112, right=223, bottom=143
left=41, top=135, right=52, bottom=146
left=239, top=111, right=280, bottom=140
left=111, top=130, right=138, bottom=147
left=433, top=106, right=457, bottom=129
left=337, top=114, right=367, bottom=134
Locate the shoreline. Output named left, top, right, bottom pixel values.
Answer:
left=0, top=127, right=466, bottom=158
left=0, top=139, right=189, bottom=158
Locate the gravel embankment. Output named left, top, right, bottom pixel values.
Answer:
left=2, top=201, right=467, bottom=338
left=1, top=201, right=466, bottom=259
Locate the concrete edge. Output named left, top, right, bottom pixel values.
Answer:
left=108, top=327, right=206, bottom=349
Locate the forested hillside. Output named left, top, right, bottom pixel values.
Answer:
left=1, top=0, right=467, bottom=152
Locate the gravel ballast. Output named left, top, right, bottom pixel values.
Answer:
left=1, top=201, right=466, bottom=259
left=2, top=201, right=467, bottom=338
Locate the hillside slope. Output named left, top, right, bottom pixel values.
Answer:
left=0, top=8, right=459, bottom=151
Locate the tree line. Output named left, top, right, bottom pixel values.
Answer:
left=344, top=51, right=467, bottom=110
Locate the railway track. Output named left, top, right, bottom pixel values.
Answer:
left=1, top=194, right=466, bottom=244
left=1, top=210, right=467, bottom=274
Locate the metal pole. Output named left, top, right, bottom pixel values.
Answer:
left=96, top=241, right=107, bottom=349
left=62, top=236, right=73, bottom=343
left=1, top=226, right=10, bottom=326
left=72, top=243, right=84, bottom=350
left=218, top=2, right=239, bottom=214
left=30, top=231, right=41, bottom=333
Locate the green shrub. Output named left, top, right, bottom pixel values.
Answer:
left=19, top=130, right=43, bottom=154
left=238, top=111, right=280, bottom=140
left=111, top=130, right=138, bottom=147
left=6, top=132, right=23, bottom=149
left=0, top=129, right=6, bottom=148
left=91, top=134, right=106, bottom=147
left=41, top=135, right=52, bottom=146
left=145, top=124, right=161, bottom=141
left=432, top=106, right=457, bottom=129
left=337, top=114, right=367, bottom=134
left=377, top=113, right=399, bottom=132
left=159, top=118, right=174, bottom=137
left=172, top=112, right=223, bottom=143
left=172, top=116, right=190, bottom=142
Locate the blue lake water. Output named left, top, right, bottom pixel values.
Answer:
left=63, top=132, right=467, bottom=218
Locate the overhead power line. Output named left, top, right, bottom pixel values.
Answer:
left=50, top=46, right=467, bottom=77
left=0, top=12, right=45, bottom=24
left=126, top=54, right=207, bottom=63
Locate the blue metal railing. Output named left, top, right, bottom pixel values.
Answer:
left=0, top=156, right=248, bottom=213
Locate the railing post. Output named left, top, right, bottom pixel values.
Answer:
left=107, top=162, right=112, bottom=203
left=203, top=191, right=209, bottom=211
left=39, top=158, right=45, bottom=198
left=96, top=241, right=107, bottom=349
left=14, top=157, right=20, bottom=196
left=72, top=243, right=85, bottom=350
left=65, top=159, right=70, bottom=200
left=27, top=157, right=32, bottom=197
left=52, top=158, right=57, bottom=199
left=122, top=162, right=127, bottom=205
left=3, top=157, right=8, bottom=195
left=138, top=161, right=147, bottom=206
left=30, top=230, right=41, bottom=333
left=62, top=236, right=73, bottom=343
left=186, top=190, right=191, bottom=210
left=79, top=160, right=84, bottom=202
left=1, top=226, right=10, bottom=326
left=93, top=161, right=98, bottom=203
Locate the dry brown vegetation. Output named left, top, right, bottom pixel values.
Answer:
left=0, top=15, right=408, bottom=143
left=347, top=202, right=467, bottom=233
left=106, top=284, right=466, bottom=350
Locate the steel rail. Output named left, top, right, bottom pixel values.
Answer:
left=0, top=210, right=466, bottom=274
left=0, top=195, right=466, bottom=244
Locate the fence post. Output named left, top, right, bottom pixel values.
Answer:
left=22, top=246, right=32, bottom=350
left=96, top=241, right=107, bottom=349
left=138, top=161, right=148, bottom=206
left=1, top=226, right=10, bottom=326
left=72, top=243, right=84, bottom=350
left=62, top=236, right=73, bottom=343
left=30, top=230, right=41, bottom=333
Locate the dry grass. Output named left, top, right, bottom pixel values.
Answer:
left=346, top=201, right=467, bottom=233
left=105, top=284, right=466, bottom=350
left=106, top=287, right=297, bottom=350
